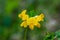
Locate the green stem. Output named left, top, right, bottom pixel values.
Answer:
left=24, top=28, right=27, bottom=40
left=52, top=35, right=57, bottom=40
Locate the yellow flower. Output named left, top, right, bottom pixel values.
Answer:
left=18, top=10, right=29, bottom=20
left=35, top=13, right=44, bottom=22
left=36, top=23, right=41, bottom=28
left=20, top=21, right=28, bottom=28
left=18, top=10, right=44, bottom=30
left=27, top=17, right=36, bottom=30
left=27, top=17, right=41, bottom=30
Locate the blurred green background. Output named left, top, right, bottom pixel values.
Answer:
left=0, top=0, right=60, bottom=40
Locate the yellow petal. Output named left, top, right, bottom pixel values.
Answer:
left=39, top=13, right=44, bottom=18
left=20, top=21, right=27, bottom=28
left=20, top=22, right=24, bottom=27
left=21, top=10, right=27, bottom=14
left=29, top=24, right=34, bottom=30
left=18, top=10, right=27, bottom=18
left=36, top=23, right=41, bottom=28
left=36, top=13, right=44, bottom=21
left=22, top=15, right=29, bottom=20
left=27, top=17, right=36, bottom=25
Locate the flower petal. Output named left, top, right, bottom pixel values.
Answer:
left=29, top=24, right=34, bottom=30
left=36, top=23, right=41, bottom=28
left=20, top=21, right=27, bottom=28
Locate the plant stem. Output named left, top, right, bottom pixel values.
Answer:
left=24, top=28, right=27, bottom=40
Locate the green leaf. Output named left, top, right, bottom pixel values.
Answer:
left=55, top=30, right=60, bottom=37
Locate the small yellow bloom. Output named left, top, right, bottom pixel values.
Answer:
left=27, top=17, right=36, bottom=30
left=18, top=10, right=26, bottom=18
left=20, top=21, right=27, bottom=28
left=29, top=24, right=34, bottom=30
left=27, top=17, right=41, bottom=30
left=18, top=10, right=29, bottom=20
left=35, top=13, right=44, bottom=22
left=35, top=23, right=41, bottom=28
left=18, top=10, right=44, bottom=30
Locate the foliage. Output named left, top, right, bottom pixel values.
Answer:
left=0, top=0, right=60, bottom=40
